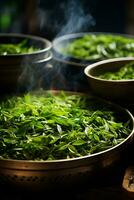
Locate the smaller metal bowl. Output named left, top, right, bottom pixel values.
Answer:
left=0, top=33, right=52, bottom=94
left=84, top=57, right=134, bottom=104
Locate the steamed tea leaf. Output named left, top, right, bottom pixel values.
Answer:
left=0, top=39, right=39, bottom=55
left=62, top=34, right=134, bottom=60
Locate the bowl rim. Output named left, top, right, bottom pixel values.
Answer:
left=0, top=33, right=52, bottom=56
left=84, top=57, right=134, bottom=83
left=53, top=31, right=134, bottom=46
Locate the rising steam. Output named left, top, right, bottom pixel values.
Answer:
left=20, top=0, right=95, bottom=92
left=56, top=0, right=95, bottom=37
left=37, top=0, right=95, bottom=38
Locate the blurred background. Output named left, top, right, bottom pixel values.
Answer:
left=0, top=0, right=134, bottom=40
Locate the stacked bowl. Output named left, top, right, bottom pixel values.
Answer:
left=0, top=33, right=52, bottom=94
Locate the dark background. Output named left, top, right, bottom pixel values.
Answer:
left=0, top=0, right=134, bottom=41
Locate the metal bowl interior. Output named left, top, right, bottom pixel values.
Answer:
left=52, top=32, right=134, bottom=67
left=84, top=57, right=134, bottom=104
left=0, top=90, right=133, bottom=190
left=0, top=33, right=52, bottom=63
left=0, top=33, right=52, bottom=54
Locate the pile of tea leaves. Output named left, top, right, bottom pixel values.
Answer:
left=98, top=61, right=134, bottom=80
left=0, top=91, right=131, bottom=161
left=0, top=39, right=39, bottom=55
left=62, top=34, right=134, bottom=60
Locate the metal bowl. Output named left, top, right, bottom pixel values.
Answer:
left=84, top=57, right=134, bottom=104
left=52, top=32, right=134, bottom=66
left=0, top=33, right=52, bottom=93
left=0, top=90, right=133, bottom=190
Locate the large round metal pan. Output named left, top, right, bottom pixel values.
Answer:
left=0, top=90, right=133, bottom=190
